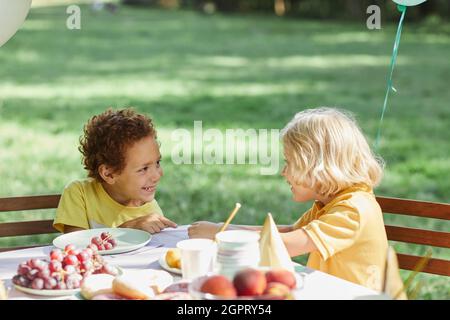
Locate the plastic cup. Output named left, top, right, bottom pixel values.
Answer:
left=176, top=239, right=217, bottom=281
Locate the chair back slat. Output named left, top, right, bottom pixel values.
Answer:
left=0, top=195, right=61, bottom=212
left=397, top=253, right=450, bottom=277
left=376, top=196, right=450, bottom=220
left=0, top=220, right=58, bottom=238
left=385, top=225, right=450, bottom=249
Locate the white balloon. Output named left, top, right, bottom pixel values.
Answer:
left=0, top=0, right=32, bottom=48
left=392, top=0, right=427, bottom=6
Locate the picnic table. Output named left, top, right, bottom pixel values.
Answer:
left=0, top=225, right=379, bottom=300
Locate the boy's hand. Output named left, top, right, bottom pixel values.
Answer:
left=188, top=221, right=222, bottom=240
left=120, top=214, right=177, bottom=234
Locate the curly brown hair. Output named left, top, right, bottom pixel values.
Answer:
left=79, top=108, right=157, bottom=181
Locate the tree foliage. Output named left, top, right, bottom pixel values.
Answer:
left=122, top=0, right=449, bottom=21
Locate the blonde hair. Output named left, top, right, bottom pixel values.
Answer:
left=281, top=107, right=384, bottom=197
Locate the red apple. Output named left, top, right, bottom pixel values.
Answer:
left=200, top=275, right=237, bottom=298
left=265, top=268, right=296, bottom=289
left=233, top=268, right=267, bottom=296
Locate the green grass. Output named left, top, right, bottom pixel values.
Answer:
left=0, top=5, right=449, bottom=299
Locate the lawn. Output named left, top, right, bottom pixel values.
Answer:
left=0, top=4, right=449, bottom=299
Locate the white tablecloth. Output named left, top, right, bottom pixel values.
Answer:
left=0, top=225, right=378, bottom=300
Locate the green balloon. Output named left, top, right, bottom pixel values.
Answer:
left=392, top=0, right=426, bottom=6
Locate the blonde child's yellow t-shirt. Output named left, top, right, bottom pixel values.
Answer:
left=53, top=179, right=164, bottom=233
left=293, top=184, right=405, bottom=296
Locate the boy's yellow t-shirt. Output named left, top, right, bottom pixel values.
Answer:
left=293, top=184, right=405, bottom=296
left=53, top=179, right=164, bottom=233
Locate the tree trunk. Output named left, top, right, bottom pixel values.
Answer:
left=275, top=0, right=286, bottom=16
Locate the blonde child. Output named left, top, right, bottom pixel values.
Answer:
left=53, top=108, right=177, bottom=234
left=189, top=107, right=405, bottom=295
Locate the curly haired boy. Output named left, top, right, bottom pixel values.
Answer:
left=54, top=108, right=177, bottom=234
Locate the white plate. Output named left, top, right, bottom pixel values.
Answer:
left=14, top=267, right=124, bottom=297
left=53, top=228, right=152, bottom=255
left=158, top=252, right=182, bottom=275
left=14, top=285, right=79, bottom=297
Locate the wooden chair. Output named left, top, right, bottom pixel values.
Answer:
left=1, top=194, right=449, bottom=278
left=377, top=196, right=450, bottom=277
left=0, top=195, right=61, bottom=252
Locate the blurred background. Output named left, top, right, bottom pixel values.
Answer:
left=0, top=0, right=448, bottom=298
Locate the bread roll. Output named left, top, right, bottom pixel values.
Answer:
left=112, top=275, right=155, bottom=300
left=112, top=269, right=173, bottom=299
left=165, top=248, right=181, bottom=269
left=80, top=274, right=115, bottom=300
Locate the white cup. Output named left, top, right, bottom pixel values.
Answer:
left=214, top=230, right=261, bottom=279
left=176, top=239, right=217, bottom=281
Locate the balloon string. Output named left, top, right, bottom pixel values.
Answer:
left=375, top=5, right=407, bottom=149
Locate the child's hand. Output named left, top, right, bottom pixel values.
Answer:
left=188, top=221, right=222, bottom=240
left=120, top=214, right=177, bottom=234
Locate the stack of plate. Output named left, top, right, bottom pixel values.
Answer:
left=214, top=230, right=261, bottom=279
